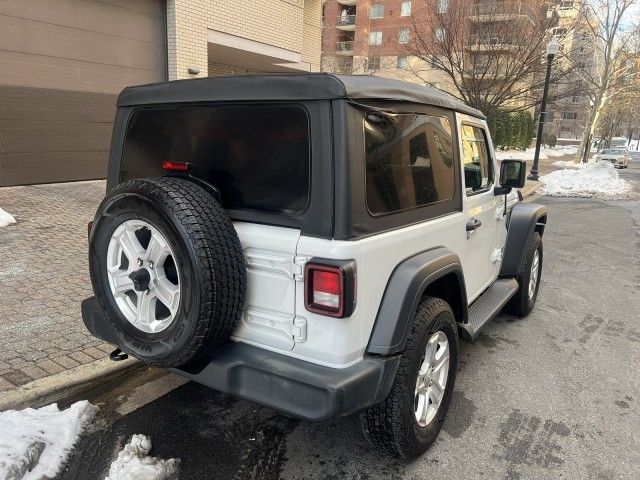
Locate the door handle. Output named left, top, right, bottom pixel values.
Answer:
left=466, top=217, right=482, bottom=233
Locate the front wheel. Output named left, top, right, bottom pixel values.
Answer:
left=359, top=297, right=459, bottom=459
left=504, top=232, right=543, bottom=317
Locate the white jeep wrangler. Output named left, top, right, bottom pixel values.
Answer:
left=82, top=74, right=547, bottom=459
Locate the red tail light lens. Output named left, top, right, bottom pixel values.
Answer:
left=305, top=261, right=356, bottom=318
left=162, top=161, right=190, bottom=172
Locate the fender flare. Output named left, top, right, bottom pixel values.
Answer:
left=500, top=202, right=547, bottom=277
left=366, top=247, right=468, bottom=355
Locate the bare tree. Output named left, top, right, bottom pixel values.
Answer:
left=594, top=67, right=640, bottom=148
left=574, top=0, right=640, bottom=162
left=405, top=0, right=569, bottom=114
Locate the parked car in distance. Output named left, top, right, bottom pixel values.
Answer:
left=595, top=148, right=630, bottom=168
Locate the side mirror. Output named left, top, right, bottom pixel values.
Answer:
left=499, top=159, right=526, bottom=190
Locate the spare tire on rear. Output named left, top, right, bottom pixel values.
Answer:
left=89, top=177, right=246, bottom=368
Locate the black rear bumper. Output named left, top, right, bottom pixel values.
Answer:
left=81, top=296, right=400, bottom=422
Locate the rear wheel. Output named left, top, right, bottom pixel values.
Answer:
left=89, top=177, right=246, bottom=368
left=359, top=297, right=458, bottom=459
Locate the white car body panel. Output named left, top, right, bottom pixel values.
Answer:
left=229, top=113, right=511, bottom=369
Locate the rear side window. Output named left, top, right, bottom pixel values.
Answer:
left=461, top=125, right=492, bottom=194
left=121, top=105, right=310, bottom=215
left=364, top=112, right=455, bottom=215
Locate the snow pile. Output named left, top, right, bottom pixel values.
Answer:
left=105, top=434, right=180, bottom=480
left=540, top=161, right=632, bottom=198
left=0, top=401, right=98, bottom=480
left=552, top=160, right=587, bottom=168
left=496, top=145, right=578, bottom=161
left=0, top=207, right=16, bottom=227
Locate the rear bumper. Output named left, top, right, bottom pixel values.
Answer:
left=81, top=296, right=400, bottom=422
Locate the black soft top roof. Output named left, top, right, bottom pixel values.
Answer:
left=117, top=73, right=485, bottom=119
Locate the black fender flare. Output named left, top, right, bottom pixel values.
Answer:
left=500, top=202, right=547, bottom=277
left=366, top=247, right=468, bottom=355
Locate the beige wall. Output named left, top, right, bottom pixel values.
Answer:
left=167, top=0, right=322, bottom=80
left=0, top=0, right=166, bottom=187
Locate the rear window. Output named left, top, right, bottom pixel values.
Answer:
left=364, top=112, right=455, bottom=215
left=120, top=105, right=310, bottom=215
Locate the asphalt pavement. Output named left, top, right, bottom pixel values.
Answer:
left=57, top=158, right=640, bottom=480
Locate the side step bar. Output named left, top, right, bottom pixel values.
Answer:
left=459, top=278, right=519, bottom=341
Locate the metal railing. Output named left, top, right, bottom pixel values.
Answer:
left=470, top=2, right=536, bottom=23
left=468, top=34, right=522, bottom=48
left=336, top=14, right=356, bottom=26
left=336, top=41, right=355, bottom=52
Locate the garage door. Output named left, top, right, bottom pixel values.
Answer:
left=0, top=0, right=166, bottom=186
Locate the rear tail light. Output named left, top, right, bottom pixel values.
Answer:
left=162, top=161, right=190, bottom=172
left=304, top=260, right=356, bottom=318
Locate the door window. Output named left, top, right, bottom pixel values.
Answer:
left=461, top=125, right=493, bottom=194
left=364, top=112, right=455, bottom=215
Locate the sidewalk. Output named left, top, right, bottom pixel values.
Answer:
left=0, top=180, right=115, bottom=396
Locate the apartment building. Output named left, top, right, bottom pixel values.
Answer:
left=321, top=0, right=450, bottom=88
left=0, top=0, right=322, bottom=186
left=544, top=0, right=600, bottom=141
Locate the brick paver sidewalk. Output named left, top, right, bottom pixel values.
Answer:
left=0, top=180, right=113, bottom=392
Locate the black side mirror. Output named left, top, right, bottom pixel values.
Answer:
left=499, top=159, right=526, bottom=191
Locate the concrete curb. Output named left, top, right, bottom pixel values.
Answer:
left=0, top=356, right=140, bottom=411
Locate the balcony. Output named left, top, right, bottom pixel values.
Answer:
left=337, top=0, right=357, bottom=6
left=467, top=34, right=522, bottom=51
left=336, top=41, right=355, bottom=54
left=469, top=2, right=536, bottom=24
left=336, top=14, right=356, bottom=31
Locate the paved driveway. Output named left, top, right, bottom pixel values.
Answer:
left=0, top=181, right=111, bottom=390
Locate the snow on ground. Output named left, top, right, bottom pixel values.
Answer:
left=0, top=401, right=98, bottom=480
left=540, top=161, right=632, bottom=198
left=495, top=145, right=578, bottom=161
left=0, top=207, right=16, bottom=227
left=105, top=434, right=180, bottom=480
left=552, top=160, right=587, bottom=168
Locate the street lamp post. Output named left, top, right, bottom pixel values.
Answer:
left=528, top=39, right=560, bottom=181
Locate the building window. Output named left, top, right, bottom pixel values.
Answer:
left=367, top=56, right=381, bottom=70
left=430, top=55, right=439, bottom=68
left=399, top=29, right=410, bottom=44
left=370, top=4, right=384, bottom=19
left=572, top=96, right=581, bottom=104
left=364, top=112, right=456, bottom=215
left=401, top=1, right=412, bottom=16
left=576, top=61, right=585, bottom=69
left=437, top=0, right=449, bottom=14
left=553, top=27, right=567, bottom=39
left=435, top=27, right=445, bottom=42
left=562, top=112, right=578, bottom=120
left=397, top=55, right=409, bottom=69
left=559, top=1, right=573, bottom=9
left=369, top=31, right=383, bottom=45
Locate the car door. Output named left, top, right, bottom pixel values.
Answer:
left=457, top=116, right=501, bottom=301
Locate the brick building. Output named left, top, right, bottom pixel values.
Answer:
left=321, top=0, right=450, bottom=87
left=0, top=0, right=322, bottom=186
left=544, top=0, right=601, bottom=142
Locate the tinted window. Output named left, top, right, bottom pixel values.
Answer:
left=461, top=125, right=492, bottom=194
left=121, top=105, right=310, bottom=215
left=365, top=112, right=455, bottom=215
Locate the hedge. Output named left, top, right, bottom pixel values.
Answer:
left=486, top=108, right=535, bottom=150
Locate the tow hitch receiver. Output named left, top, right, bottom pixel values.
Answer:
left=109, top=348, right=128, bottom=361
